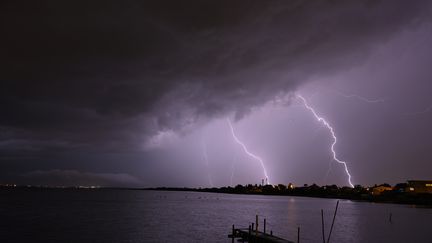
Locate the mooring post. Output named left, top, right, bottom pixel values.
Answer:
left=297, top=227, right=300, bottom=243
left=232, top=224, right=235, bottom=243
left=251, top=223, right=254, bottom=232
left=256, top=214, right=259, bottom=238
left=264, top=218, right=266, bottom=234
left=321, top=209, right=326, bottom=243
left=248, top=225, right=251, bottom=241
left=271, top=230, right=273, bottom=236
left=327, top=200, right=339, bottom=243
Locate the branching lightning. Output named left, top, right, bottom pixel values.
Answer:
left=230, top=152, right=238, bottom=186
left=201, top=139, right=214, bottom=188
left=227, top=119, right=270, bottom=184
left=323, top=159, right=333, bottom=184
left=297, top=95, right=354, bottom=188
left=404, top=105, right=432, bottom=116
left=335, top=92, right=386, bottom=103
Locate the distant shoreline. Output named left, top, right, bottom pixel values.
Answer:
left=2, top=185, right=432, bottom=206
left=142, top=186, right=432, bottom=206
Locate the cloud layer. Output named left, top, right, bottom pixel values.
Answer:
left=1, top=0, right=430, bottom=152
left=1, top=1, right=432, bottom=186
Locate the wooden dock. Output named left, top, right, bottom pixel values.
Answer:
left=228, top=226, right=294, bottom=243
left=229, top=201, right=340, bottom=243
left=228, top=215, right=295, bottom=243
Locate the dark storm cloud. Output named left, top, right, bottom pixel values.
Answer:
left=1, top=0, right=431, bottom=152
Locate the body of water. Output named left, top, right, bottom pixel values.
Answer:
left=1, top=189, right=431, bottom=242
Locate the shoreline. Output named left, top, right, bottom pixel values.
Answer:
left=143, top=186, right=432, bottom=207
left=2, top=185, right=432, bottom=206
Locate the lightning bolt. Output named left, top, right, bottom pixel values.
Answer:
left=337, top=93, right=386, bottom=103
left=323, top=159, right=333, bottom=184
left=307, top=85, right=386, bottom=104
left=201, top=139, right=214, bottom=188
left=227, top=119, right=270, bottom=184
left=297, top=95, right=354, bottom=188
left=230, top=152, right=238, bottom=186
left=404, top=105, right=432, bottom=116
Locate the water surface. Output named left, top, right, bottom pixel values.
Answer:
left=0, top=189, right=431, bottom=242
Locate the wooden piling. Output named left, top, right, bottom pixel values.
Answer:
left=232, top=224, right=235, bottom=243
left=327, top=200, right=339, bottom=243
left=264, top=218, right=267, bottom=234
left=297, top=227, right=300, bottom=243
left=256, top=215, right=259, bottom=237
left=321, top=209, right=326, bottom=243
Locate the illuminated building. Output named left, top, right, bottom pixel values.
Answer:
left=371, top=185, right=393, bottom=195
left=406, top=180, right=432, bottom=193
left=287, top=183, right=294, bottom=190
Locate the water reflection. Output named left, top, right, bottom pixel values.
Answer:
left=1, top=190, right=431, bottom=243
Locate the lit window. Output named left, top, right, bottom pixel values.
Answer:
left=425, top=184, right=432, bottom=187
left=409, top=187, right=415, bottom=191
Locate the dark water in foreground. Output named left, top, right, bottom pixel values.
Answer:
left=0, top=189, right=431, bottom=243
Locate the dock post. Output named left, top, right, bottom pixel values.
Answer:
left=297, top=227, right=300, bottom=243
left=321, top=209, right=326, bottom=243
left=256, top=215, right=259, bottom=237
left=271, top=230, right=273, bottom=236
left=327, top=200, right=339, bottom=243
left=232, top=224, right=235, bottom=243
left=264, top=218, right=266, bottom=234
left=251, top=223, right=254, bottom=232
left=248, top=225, right=251, bottom=242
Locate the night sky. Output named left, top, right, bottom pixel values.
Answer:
left=2, top=0, right=432, bottom=188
